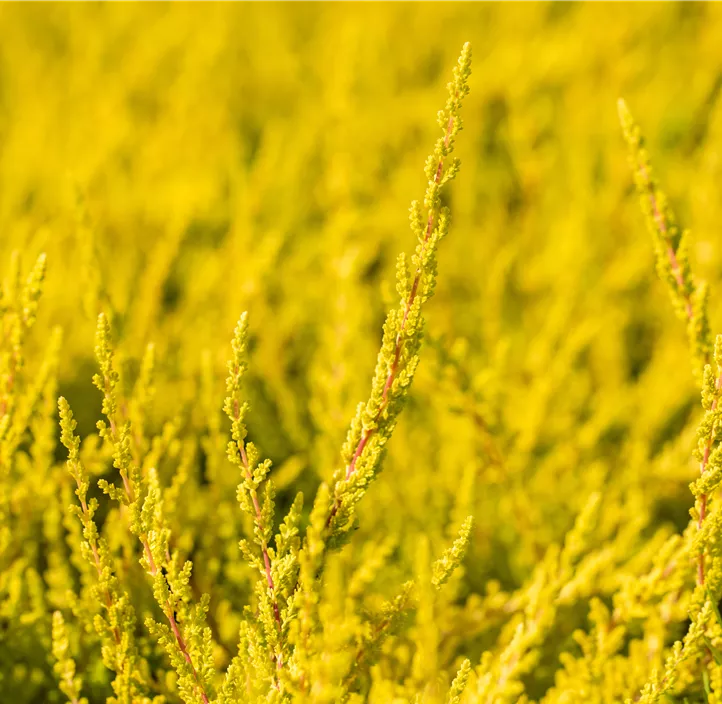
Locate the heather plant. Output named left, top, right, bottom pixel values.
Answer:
left=4, top=4, right=722, bottom=704
left=12, top=43, right=475, bottom=704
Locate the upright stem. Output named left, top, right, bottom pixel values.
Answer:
left=636, top=161, right=714, bottom=586
left=697, top=380, right=721, bottom=586
left=233, top=398, right=284, bottom=674
left=102, top=382, right=210, bottom=704
left=72, top=485, right=124, bottom=652
left=332, top=111, right=457, bottom=515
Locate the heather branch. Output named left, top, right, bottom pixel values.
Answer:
left=93, top=313, right=212, bottom=704
left=619, top=100, right=715, bottom=586
left=60, top=399, right=123, bottom=646
left=223, top=313, right=286, bottom=679
left=285, top=47, right=473, bottom=692
left=234, top=407, right=284, bottom=651
left=238, top=442, right=283, bottom=632
left=696, top=382, right=721, bottom=587
left=619, top=103, right=722, bottom=702
left=618, top=99, right=711, bottom=375
left=691, top=338, right=722, bottom=587
left=58, top=396, right=144, bottom=701
left=324, top=42, right=473, bottom=540
left=343, top=98, right=456, bottom=483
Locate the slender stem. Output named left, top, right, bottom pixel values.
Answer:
left=638, top=164, right=695, bottom=321
left=141, top=521, right=209, bottom=702
left=142, top=517, right=209, bottom=702
left=102, top=382, right=210, bottom=704
left=233, top=410, right=283, bottom=670
left=72, top=486, right=124, bottom=651
left=233, top=398, right=284, bottom=674
left=697, top=379, right=721, bottom=586
left=328, top=112, right=456, bottom=527
left=636, top=160, right=715, bottom=586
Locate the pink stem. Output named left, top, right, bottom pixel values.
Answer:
left=233, top=398, right=284, bottom=674
left=637, top=161, right=715, bottom=586
left=335, top=112, right=457, bottom=500
left=102, top=379, right=210, bottom=704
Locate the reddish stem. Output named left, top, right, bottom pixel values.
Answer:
left=639, top=164, right=694, bottom=320
left=102, top=382, right=210, bottom=704
left=233, top=398, right=284, bottom=674
left=74, top=489, right=124, bottom=650
left=637, top=161, right=715, bottom=586
left=330, top=112, right=456, bottom=520
left=697, top=383, right=720, bottom=586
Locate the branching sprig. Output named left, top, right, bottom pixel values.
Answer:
left=58, top=397, right=145, bottom=704
left=618, top=99, right=712, bottom=377
left=91, top=313, right=214, bottom=704
left=620, top=103, right=722, bottom=702
left=619, top=101, right=720, bottom=589
left=691, top=336, right=722, bottom=587
left=323, top=41, right=472, bottom=545
left=223, top=312, right=300, bottom=685
left=265, top=43, right=475, bottom=696
left=280, top=43, right=473, bottom=695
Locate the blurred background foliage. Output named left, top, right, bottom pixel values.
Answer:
left=3, top=2, right=722, bottom=701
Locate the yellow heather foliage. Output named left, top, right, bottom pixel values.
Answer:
left=4, top=4, right=722, bottom=704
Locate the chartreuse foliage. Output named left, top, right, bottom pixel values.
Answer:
left=618, top=99, right=712, bottom=380
left=5, top=3, right=722, bottom=704
left=614, top=103, right=722, bottom=703
left=2, top=43, right=473, bottom=704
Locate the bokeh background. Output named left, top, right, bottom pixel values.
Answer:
left=3, top=3, right=722, bottom=701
